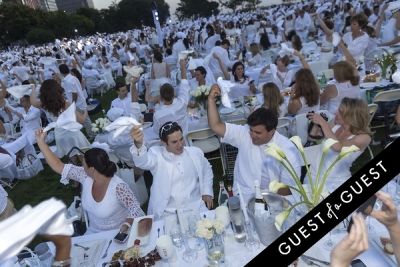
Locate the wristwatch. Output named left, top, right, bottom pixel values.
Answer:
left=52, top=259, right=71, bottom=267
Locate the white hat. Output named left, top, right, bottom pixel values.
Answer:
left=129, top=42, right=137, bottom=49
left=107, top=107, right=124, bottom=122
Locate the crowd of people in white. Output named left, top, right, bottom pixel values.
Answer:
left=1, top=0, right=400, bottom=266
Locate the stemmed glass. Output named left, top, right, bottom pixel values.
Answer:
left=187, top=214, right=203, bottom=251
left=244, top=220, right=260, bottom=251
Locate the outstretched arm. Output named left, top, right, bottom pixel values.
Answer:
left=36, top=129, right=64, bottom=174
left=207, top=84, right=226, bottom=137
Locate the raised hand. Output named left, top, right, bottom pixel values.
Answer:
left=130, top=125, right=144, bottom=148
left=208, top=84, right=221, bottom=101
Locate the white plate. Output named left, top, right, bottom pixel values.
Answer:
left=142, top=122, right=152, bottom=129
left=220, top=107, right=236, bottom=115
left=71, top=239, right=106, bottom=267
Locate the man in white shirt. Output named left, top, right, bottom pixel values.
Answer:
left=172, top=32, right=187, bottom=61
left=207, top=85, right=302, bottom=203
left=207, top=39, right=234, bottom=80
left=9, top=95, right=41, bottom=145
left=295, top=9, right=312, bottom=42
left=152, top=60, right=190, bottom=136
left=110, top=78, right=139, bottom=117
left=130, top=121, right=213, bottom=219
left=59, top=64, right=94, bottom=139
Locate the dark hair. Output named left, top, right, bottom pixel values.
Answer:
left=159, top=121, right=182, bottom=142
left=232, top=61, right=248, bottom=82
left=351, top=13, right=368, bottom=28
left=333, top=61, right=360, bottom=86
left=153, top=50, right=163, bottom=63
left=259, top=33, right=271, bottom=50
left=84, top=148, right=117, bottom=177
left=71, top=68, right=82, bottom=83
left=39, top=79, right=66, bottom=117
left=247, top=108, right=278, bottom=131
left=160, top=83, right=174, bottom=102
left=59, top=64, right=70, bottom=75
left=291, top=35, right=302, bottom=51
left=195, top=66, right=207, bottom=77
left=166, top=48, right=172, bottom=56
left=22, top=80, right=30, bottom=85
left=115, top=80, right=127, bottom=91
left=221, top=39, right=230, bottom=47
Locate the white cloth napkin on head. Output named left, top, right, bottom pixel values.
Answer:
left=104, top=116, right=141, bottom=138
left=43, top=102, right=82, bottom=132
left=0, top=198, right=73, bottom=262
left=279, top=43, right=294, bottom=57
left=217, top=77, right=236, bottom=108
left=6, top=84, right=33, bottom=99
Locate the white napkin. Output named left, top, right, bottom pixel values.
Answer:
left=43, top=102, right=82, bottom=132
left=178, top=49, right=194, bottom=61
left=104, top=116, right=141, bottom=138
left=217, top=77, right=235, bottom=108
left=6, top=84, right=33, bottom=99
left=123, top=65, right=143, bottom=78
left=279, top=43, right=294, bottom=57
left=0, top=198, right=73, bottom=262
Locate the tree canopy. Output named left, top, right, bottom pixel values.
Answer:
left=176, top=0, right=219, bottom=19
left=0, top=0, right=170, bottom=46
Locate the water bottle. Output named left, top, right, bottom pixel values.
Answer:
left=227, top=196, right=247, bottom=242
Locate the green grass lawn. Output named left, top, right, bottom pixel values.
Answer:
left=4, top=78, right=391, bottom=249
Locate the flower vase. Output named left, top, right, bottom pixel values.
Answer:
left=199, top=100, right=207, bottom=117
left=381, top=67, right=388, bottom=80
left=204, top=234, right=225, bottom=266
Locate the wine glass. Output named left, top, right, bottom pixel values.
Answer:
left=244, top=220, right=260, bottom=251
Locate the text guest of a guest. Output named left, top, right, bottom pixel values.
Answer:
left=278, top=160, right=387, bottom=255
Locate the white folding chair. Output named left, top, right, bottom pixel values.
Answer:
left=186, top=128, right=225, bottom=176
left=277, top=117, right=292, bottom=137
left=372, top=89, right=400, bottom=145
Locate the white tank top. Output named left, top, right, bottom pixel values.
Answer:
left=327, top=81, right=360, bottom=115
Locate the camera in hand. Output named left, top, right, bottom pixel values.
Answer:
left=347, top=195, right=377, bottom=233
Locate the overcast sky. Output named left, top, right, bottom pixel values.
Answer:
left=93, top=0, right=178, bottom=14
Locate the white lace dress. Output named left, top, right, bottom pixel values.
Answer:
left=61, top=164, right=145, bottom=234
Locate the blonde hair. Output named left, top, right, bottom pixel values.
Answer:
left=262, top=82, right=284, bottom=116
left=339, top=97, right=371, bottom=135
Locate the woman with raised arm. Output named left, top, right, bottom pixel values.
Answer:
left=36, top=129, right=144, bottom=234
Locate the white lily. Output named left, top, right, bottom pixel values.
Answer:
left=269, top=180, right=288, bottom=193
left=275, top=209, right=290, bottom=232
left=322, top=138, right=338, bottom=153
left=290, top=136, right=304, bottom=153
left=265, top=145, right=284, bottom=162
left=339, top=145, right=360, bottom=158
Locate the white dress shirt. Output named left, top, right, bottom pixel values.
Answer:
left=111, top=96, right=132, bottom=117
left=14, top=106, right=41, bottom=144
left=222, top=123, right=302, bottom=203
left=165, top=150, right=201, bottom=210
left=62, top=73, right=87, bottom=110
left=152, top=79, right=190, bottom=135
left=342, top=32, right=369, bottom=60
left=207, top=46, right=234, bottom=79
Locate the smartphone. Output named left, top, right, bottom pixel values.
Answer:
left=347, top=195, right=377, bottom=233
left=114, top=232, right=129, bottom=243
left=351, top=259, right=367, bottom=267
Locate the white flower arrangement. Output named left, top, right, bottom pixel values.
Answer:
left=196, top=218, right=225, bottom=240
left=265, top=136, right=360, bottom=231
left=91, top=117, right=111, bottom=134
left=191, top=85, right=210, bottom=103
